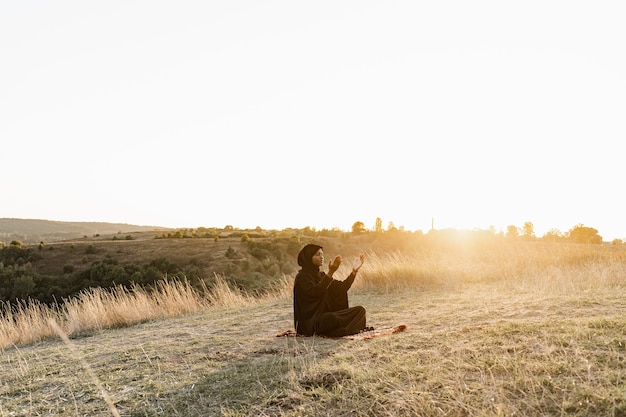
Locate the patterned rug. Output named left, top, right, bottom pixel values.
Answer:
left=275, top=324, right=407, bottom=340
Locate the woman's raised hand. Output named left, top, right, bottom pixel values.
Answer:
left=352, top=254, right=365, bottom=272
left=328, top=255, right=342, bottom=273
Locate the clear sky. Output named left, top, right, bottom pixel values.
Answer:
left=1, top=1, right=625, bottom=240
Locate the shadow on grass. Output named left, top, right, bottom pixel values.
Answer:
left=127, top=339, right=348, bottom=417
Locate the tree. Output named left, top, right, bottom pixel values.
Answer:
left=541, top=229, right=563, bottom=242
left=567, top=224, right=602, bottom=244
left=351, top=221, right=366, bottom=234
left=374, top=217, right=383, bottom=233
left=522, top=222, right=535, bottom=239
left=505, top=225, right=519, bottom=239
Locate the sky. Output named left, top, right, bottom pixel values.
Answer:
left=1, top=1, right=625, bottom=240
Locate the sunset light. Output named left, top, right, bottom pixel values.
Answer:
left=1, top=1, right=625, bottom=241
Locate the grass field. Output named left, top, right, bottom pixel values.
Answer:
left=1, top=240, right=625, bottom=416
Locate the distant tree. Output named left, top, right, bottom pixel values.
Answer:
left=567, top=224, right=602, bottom=244
left=521, top=222, right=535, bottom=239
left=374, top=217, right=383, bottom=233
left=541, top=229, right=563, bottom=242
left=387, top=221, right=397, bottom=232
left=351, top=221, right=366, bottom=234
left=302, top=226, right=317, bottom=237
left=612, top=238, right=623, bottom=246
left=505, top=225, right=519, bottom=239
left=241, top=234, right=249, bottom=242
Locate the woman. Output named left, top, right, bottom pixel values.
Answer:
left=293, top=243, right=368, bottom=337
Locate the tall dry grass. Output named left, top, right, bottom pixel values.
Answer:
left=0, top=274, right=292, bottom=350
left=357, top=241, right=626, bottom=294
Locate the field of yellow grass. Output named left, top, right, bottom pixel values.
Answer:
left=1, top=239, right=625, bottom=416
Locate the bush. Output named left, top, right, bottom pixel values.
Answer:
left=0, top=245, right=41, bottom=266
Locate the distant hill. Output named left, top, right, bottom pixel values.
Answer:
left=0, top=218, right=170, bottom=244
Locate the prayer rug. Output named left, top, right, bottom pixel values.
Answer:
left=275, top=324, right=407, bottom=340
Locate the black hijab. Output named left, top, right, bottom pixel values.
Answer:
left=297, top=243, right=323, bottom=275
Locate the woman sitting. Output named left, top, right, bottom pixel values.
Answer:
left=293, top=243, right=368, bottom=337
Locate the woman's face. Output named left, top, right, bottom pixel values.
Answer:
left=311, top=248, right=324, bottom=267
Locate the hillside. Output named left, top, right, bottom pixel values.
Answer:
left=0, top=224, right=386, bottom=304
left=17, top=230, right=368, bottom=278
left=0, top=219, right=371, bottom=279
left=0, top=218, right=169, bottom=244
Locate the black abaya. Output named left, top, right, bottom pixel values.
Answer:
left=293, top=244, right=367, bottom=337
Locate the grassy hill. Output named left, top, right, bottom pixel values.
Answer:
left=20, top=230, right=251, bottom=278
left=17, top=228, right=364, bottom=279
left=0, top=218, right=169, bottom=244
left=1, top=239, right=625, bottom=416
left=0, top=223, right=385, bottom=304
left=0, top=221, right=386, bottom=303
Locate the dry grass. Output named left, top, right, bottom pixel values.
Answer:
left=359, top=241, right=626, bottom=292
left=1, top=240, right=625, bottom=416
left=0, top=275, right=291, bottom=349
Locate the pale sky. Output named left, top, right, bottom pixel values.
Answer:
left=1, top=1, right=625, bottom=240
